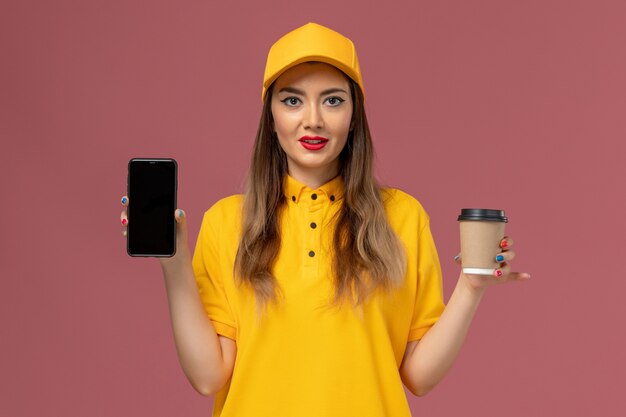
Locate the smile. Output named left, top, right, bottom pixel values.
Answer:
left=299, top=136, right=329, bottom=151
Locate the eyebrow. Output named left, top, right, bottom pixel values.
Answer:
left=277, top=86, right=349, bottom=96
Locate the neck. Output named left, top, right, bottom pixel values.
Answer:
left=288, top=165, right=339, bottom=189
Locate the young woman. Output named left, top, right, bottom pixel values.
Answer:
left=120, top=23, right=530, bottom=417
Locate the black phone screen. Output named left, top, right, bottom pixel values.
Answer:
left=127, top=158, right=177, bottom=256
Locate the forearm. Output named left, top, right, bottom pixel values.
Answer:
left=403, top=274, right=485, bottom=395
left=161, top=257, right=227, bottom=395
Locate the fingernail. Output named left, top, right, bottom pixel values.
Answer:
left=500, top=240, right=508, bottom=248
left=495, top=269, right=503, bottom=278
left=178, top=209, right=184, bottom=218
left=121, top=197, right=128, bottom=205
left=496, top=255, right=505, bottom=262
left=454, top=254, right=461, bottom=262
left=121, top=218, right=128, bottom=226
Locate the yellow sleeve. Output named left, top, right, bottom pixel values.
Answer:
left=407, top=218, right=446, bottom=341
left=192, top=207, right=238, bottom=340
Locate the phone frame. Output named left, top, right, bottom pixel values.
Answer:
left=126, top=157, right=178, bottom=257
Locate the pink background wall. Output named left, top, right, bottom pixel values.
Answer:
left=2, top=0, right=625, bottom=415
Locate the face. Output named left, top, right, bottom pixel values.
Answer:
left=271, top=62, right=353, bottom=185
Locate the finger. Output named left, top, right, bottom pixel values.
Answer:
left=174, top=209, right=188, bottom=243
left=121, top=196, right=129, bottom=207
left=158, top=209, right=190, bottom=265
left=503, top=271, right=531, bottom=282
left=500, top=236, right=514, bottom=249
left=495, top=249, right=516, bottom=264
left=120, top=210, right=128, bottom=227
left=175, top=209, right=185, bottom=223
left=494, top=264, right=511, bottom=279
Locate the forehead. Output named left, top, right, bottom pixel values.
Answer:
left=273, top=62, right=351, bottom=91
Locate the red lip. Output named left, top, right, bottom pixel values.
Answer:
left=299, top=136, right=329, bottom=151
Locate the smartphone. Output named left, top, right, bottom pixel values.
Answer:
left=127, top=158, right=177, bottom=257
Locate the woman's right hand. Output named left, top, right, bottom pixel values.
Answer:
left=120, top=195, right=235, bottom=395
left=120, top=196, right=191, bottom=267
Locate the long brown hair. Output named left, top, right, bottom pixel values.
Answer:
left=234, top=77, right=406, bottom=316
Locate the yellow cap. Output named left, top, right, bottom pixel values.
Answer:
left=262, top=22, right=364, bottom=101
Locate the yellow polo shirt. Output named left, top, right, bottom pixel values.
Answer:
left=192, top=175, right=445, bottom=417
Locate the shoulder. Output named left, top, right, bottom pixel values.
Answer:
left=381, top=188, right=428, bottom=217
left=201, top=194, right=244, bottom=230
left=206, top=194, right=243, bottom=214
left=380, top=188, right=430, bottom=230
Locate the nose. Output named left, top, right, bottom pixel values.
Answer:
left=302, top=103, right=324, bottom=130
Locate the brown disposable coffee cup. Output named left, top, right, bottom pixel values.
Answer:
left=458, top=208, right=508, bottom=275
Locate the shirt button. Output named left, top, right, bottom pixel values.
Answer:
left=310, top=222, right=317, bottom=229
left=308, top=250, right=315, bottom=257
left=291, top=196, right=296, bottom=202
left=311, top=193, right=318, bottom=200
left=330, top=195, right=335, bottom=202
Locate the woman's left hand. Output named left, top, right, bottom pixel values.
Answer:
left=456, top=236, right=531, bottom=292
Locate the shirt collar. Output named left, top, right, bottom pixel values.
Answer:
left=283, top=174, right=344, bottom=204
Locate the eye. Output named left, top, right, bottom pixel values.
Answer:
left=280, top=97, right=301, bottom=107
left=325, top=96, right=345, bottom=107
